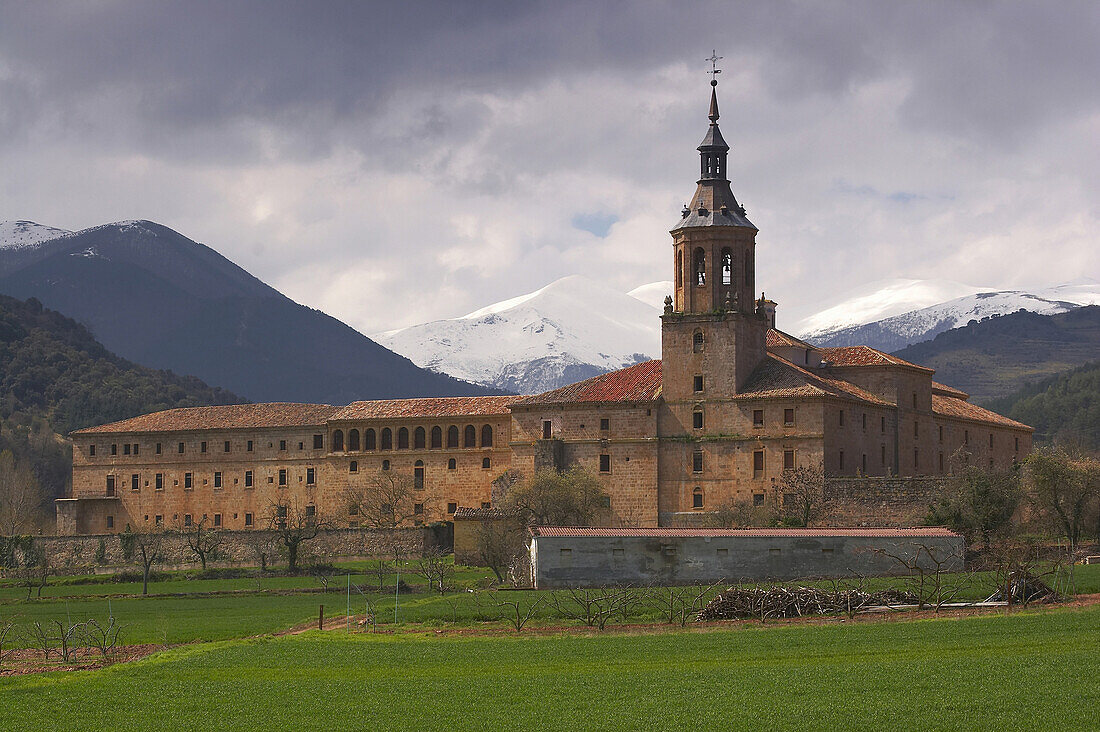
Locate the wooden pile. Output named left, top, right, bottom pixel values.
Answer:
left=696, top=586, right=917, bottom=621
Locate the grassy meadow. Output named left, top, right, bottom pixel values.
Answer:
left=1, top=605, right=1097, bottom=731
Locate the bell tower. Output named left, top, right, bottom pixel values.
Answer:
left=661, top=71, right=767, bottom=404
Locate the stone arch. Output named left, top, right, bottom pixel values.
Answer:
left=397, top=427, right=409, bottom=449
left=447, top=426, right=459, bottom=448
left=347, top=429, right=360, bottom=451
left=481, top=424, right=493, bottom=447
left=332, top=429, right=344, bottom=452
left=364, top=428, right=376, bottom=451
left=464, top=425, right=477, bottom=448
left=381, top=428, right=392, bottom=450
left=431, top=426, right=442, bottom=449
left=414, top=426, right=426, bottom=449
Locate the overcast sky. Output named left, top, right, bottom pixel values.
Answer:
left=2, top=1, right=1098, bottom=333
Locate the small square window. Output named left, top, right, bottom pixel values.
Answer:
left=200, top=441, right=207, bottom=453
left=245, top=513, right=253, bottom=527
left=349, top=460, right=358, bottom=473
left=783, top=408, right=794, bottom=426
left=482, top=457, right=491, bottom=469
left=111, top=443, right=118, bottom=456
left=155, top=515, right=163, bottom=526
left=693, top=375, right=704, bottom=392
left=753, top=493, right=765, bottom=507
left=313, top=434, right=324, bottom=449
left=414, top=503, right=424, bottom=515
left=447, top=458, right=456, bottom=470
left=280, top=440, right=287, bottom=451
left=753, top=409, right=764, bottom=427
left=247, top=440, right=254, bottom=452
left=213, top=513, right=222, bottom=527
left=783, top=450, right=794, bottom=470
left=106, top=515, right=114, bottom=529
left=123, top=444, right=131, bottom=455
left=447, top=502, right=457, bottom=514
left=600, top=418, right=610, bottom=431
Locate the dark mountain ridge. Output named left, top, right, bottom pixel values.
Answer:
left=0, top=221, right=501, bottom=404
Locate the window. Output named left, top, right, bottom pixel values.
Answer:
left=306, top=467, right=315, bottom=485
left=783, top=450, right=795, bottom=470
left=693, top=247, right=706, bottom=285
left=155, top=442, right=161, bottom=455
left=245, top=513, right=253, bottom=527
left=693, top=330, right=704, bottom=353
left=313, top=434, right=324, bottom=450
left=753, top=450, right=765, bottom=478
left=279, top=439, right=287, bottom=451
left=106, top=515, right=114, bottom=529
left=881, top=444, right=886, bottom=465
left=599, top=418, right=610, bottom=432
left=861, top=453, right=867, bottom=473
left=676, top=249, right=683, bottom=289
left=753, top=493, right=765, bottom=507
left=185, top=472, right=193, bottom=489
left=989, top=433, right=994, bottom=449
left=155, top=515, right=163, bottom=526
left=914, top=448, right=919, bottom=469
left=106, top=476, right=115, bottom=496
left=213, top=513, right=222, bottom=527
left=348, top=429, right=360, bottom=451
left=938, top=425, right=944, bottom=442
left=541, top=421, right=551, bottom=439
left=1015, top=437, right=1019, bottom=452
left=349, top=504, right=359, bottom=515
left=914, top=421, right=919, bottom=438
left=482, top=457, right=492, bottom=469
left=784, top=408, right=794, bottom=426
left=964, top=429, right=969, bottom=445
left=692, top=450, right=704, bottom=473
left=124, top=443, right=131, bottom=455
left=481, top=424, right=493, bottom=447
left=839, top=450, right=845, bottom=470
left=278, top=469, right=287, bottom=486
left=693, top=487, right=704, bottom=509
left=721, top=247, right=733, bottom=285
left=448, top=459, right=456, bottom=470
left=110, top=443, right=119, bottom=456
left=178, top=442, right=185, bottom=454
left=939, top=452, right=944, bottom=471
left=599, top=454, right=611, bottom=473
left=881, top=416, right=886, bottom=434
left=414, top=427, right=426, bottom=449
left=753, top=409, right=764, bottom=427
left=913, top=392, right=918, bottom=408
left=448, top=426, right=460, bottom=447
left=245, top=470, right=253, bottom=487
left=132, top=444, right=139, bottom=455
left=430, top=426, right=442, bottom=449
left=414, top=461, right=424, bottom=490
left=398, top=427, right=409, bottom=450
left=214, top=472, right=222, bottom=488
left=414, top=503, right=424, bottom=516
left=201, top=441, right=207, bottom=453
left=693, top=409, right=704, bottom=429
left=131, top=474, right=140, bottom=491
left=333, top=430, right=344, bottom=451
left=382, top=460, right=390, bottom=471
left=382, top=428, right=393, bottom=450
left=247, top=440, right=253, bottom=452
left=862, top=413, right=867, bottom=430
left=447, top=502, right=457, bottom=514
left=839, top=410, right=845, bottom=426
left=224, top=440, right=231, bottom=453
left=365, top=429, right=377, bottom=451
left=349, top=461, right=358, bottom=474
left=464, top=425, right=476, bottom=448
left=89, top=444, right=96, bottom=457
left=155, top=473, right=163, bottom=491
left=693, top=375, right=704, bottom=392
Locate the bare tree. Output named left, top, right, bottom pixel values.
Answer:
left=245, top=531, right=280, bottom=572
left=22, top=620, right=54, bottom=661
left=176, top=515, right=224, bottom=571
left=779, top=463, right=826, bottom=527
left=0, top=617, right=17, bottom=668
left=81, top=617, right=125, bottom=658
left=478, top=590, right=546, bottom=632
left=550, top=586, right=641, bottom=630
left=503, top=467, right=609, bottom=527
left=265, top=496, right=330, bottom=571
left=413, top=546, right=454, bottom=594
left=346, top=472, right=421, bottom=529
left=647, top=581, right=725, bottom=627
left=1024, top=447, right=1099, bottom=548
left=52, top=619, right=86, bottom=662
left=875, top=543, right=971, bottom=611
left=11, top=542, right=51, bottom=599
left=0, top=449, right=47, bottom=536
left=130, top=526, right=168, bottom=596
left=475, top=515, right=526, bottom=584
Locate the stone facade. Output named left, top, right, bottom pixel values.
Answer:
left=56, top=84, right=1033, bottom=536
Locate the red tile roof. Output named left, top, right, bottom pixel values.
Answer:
left=733, top=355, right=893, bottom=406
left=766, top=328, right=816, bottom=349
left=331, top=396, right=517, bottom=421
left=531, top=526, right=960, bottom=538
left=513, top=360, right=662, bottom=406
left=819, top=346, right=933, bottom=372
left=931, top=394, right=1031, bottom=431
left=932, top=381, right=970, bottom=400
left=71, top=403, right=338, bottom=435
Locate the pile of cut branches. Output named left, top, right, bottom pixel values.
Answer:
left=697, top=585, right=916, bottom=621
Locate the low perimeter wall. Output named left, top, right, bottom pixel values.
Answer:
left=530, top=530, right=964, bottom=589
left=3, top=526, right=450, bottom=574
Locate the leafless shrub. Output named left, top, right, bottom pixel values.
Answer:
left=53, top=619, right=85, bottom=662
left=0, top=617, right=17, bottom=668
left=81, top=617, right=125, bottom=658
left=550, top=586, right=641, bottom=630
left=413, top=546, right=454, bottom=594
left=875, top=543, right=972, bottom=611
left=480, top=591, right=546, bottom=632
left=647, top=581, right=724, bottom=626
left=22, top=620, right=54, bottom=661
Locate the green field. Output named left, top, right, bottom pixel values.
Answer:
left=2, top=605, right=1098, bottom=731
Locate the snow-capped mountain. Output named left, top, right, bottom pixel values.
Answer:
left=376, top=275, right=662, bottom=393
left=627, top=281, right=674, bottom=311
left=797, top=278, right=1100, bottom=351
left=0, top=220, right=70, bottom=249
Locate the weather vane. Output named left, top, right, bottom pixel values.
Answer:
left=706, top=50, right=723, bottom=86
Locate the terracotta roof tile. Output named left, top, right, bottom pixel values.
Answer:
left=932, top=381, right=970, bottom=399
left=766, top=328, right=816, bottom=349
left=733, top=355, right=893, bottom=406
left=531, top=527, right=960, bottom=538
left=331, top=396, right=517, bottom=421
left=931, top=393, right=1032, bottom=431
left=513, top=360, right=662, bottom=406
left=71, top=403, right=338, bottom=435
left=819, top=345, right=932, bottom=372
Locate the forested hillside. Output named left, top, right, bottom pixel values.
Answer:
left=986, top=362, right=1100, bottom=449
left=0, top=294, right=246, bottom=511
left=893, top=306, right=1100, bottom=403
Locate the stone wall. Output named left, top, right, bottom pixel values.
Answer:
left=823, top=476, right=947, bottom=526
left=5, top=526, right=447, bottom=574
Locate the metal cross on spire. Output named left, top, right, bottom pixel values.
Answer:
left=706, top=50, right=723, bottom=86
